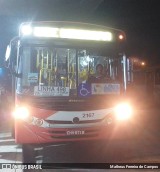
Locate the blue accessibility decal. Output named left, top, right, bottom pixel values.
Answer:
left=78, top=83, right=91, bottom=97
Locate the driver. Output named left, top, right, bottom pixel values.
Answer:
left=95, top=64, right=105, bottom=79
left=88, top=64, right=110, bottom=83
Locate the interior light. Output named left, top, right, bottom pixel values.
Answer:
left=115, top=103, right=132, bottom=120
left=21, top=25, right=32, bottom=36
left=82, top=61, right=88, bottom=66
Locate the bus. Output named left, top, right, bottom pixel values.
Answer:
left=5, top=21, right=133, bottom=162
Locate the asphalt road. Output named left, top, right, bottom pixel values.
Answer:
left=0, top=108, right=160, bottom=172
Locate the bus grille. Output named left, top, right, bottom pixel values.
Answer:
left=48, top=129, right=100, bottom=139
left=45, top=118, right=103, bottom=124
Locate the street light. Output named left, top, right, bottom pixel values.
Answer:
left=141, top=62, right=146, bottom=66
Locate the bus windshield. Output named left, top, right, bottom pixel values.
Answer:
left=16, top=46, right=123, bottom=97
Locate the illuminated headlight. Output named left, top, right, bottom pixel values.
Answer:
left=21, top=25, right=32, bottom=36
left=114, top=103, right=132, bottom=120
left=13, top=107, right=30, bottom=120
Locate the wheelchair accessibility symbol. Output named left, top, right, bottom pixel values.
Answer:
left=78, top=83, right=91, bottom=97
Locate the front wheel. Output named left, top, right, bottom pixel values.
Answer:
left=22, top=144, right=36, bottom=163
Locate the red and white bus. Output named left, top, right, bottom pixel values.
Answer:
left=5, top=21, right=133, bottom=162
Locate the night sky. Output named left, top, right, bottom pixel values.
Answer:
left=0, top=0, right=160, bottom=66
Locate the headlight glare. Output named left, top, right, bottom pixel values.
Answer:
left=13, top=107, right=30, bottom=119
left=115, top=103, right=132, bottom=120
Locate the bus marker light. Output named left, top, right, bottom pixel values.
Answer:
left=21, top=25, right=32, bottom=36
left=118, top=34, right=124, bottom=40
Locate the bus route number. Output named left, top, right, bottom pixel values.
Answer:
left=82, top=113, right=94, bottom=118
left=57, top=87, right=66, bottom=93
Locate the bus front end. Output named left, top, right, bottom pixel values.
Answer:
left=7, top=21, right=133, bottom=161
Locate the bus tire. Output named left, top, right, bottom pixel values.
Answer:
left=22, top=144, right=36, bottom=163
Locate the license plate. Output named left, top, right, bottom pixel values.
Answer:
left=66, top=130, right=85, bottom=135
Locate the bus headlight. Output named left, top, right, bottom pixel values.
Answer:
left=13, top=107, right=30, bottom=120
left=114, top=103, right=132, bottom=120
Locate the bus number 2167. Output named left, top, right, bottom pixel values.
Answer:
left=82, top=113, right=94, bottom=118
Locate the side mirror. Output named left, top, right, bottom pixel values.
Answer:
left=5, top=36, right=19, bottom=70
left=5, top=43, right=18, bottom=77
